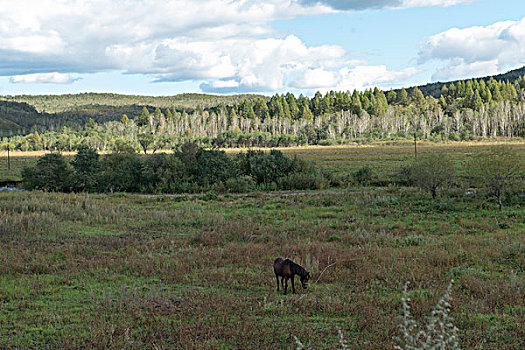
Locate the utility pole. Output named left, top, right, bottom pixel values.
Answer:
left=2, top=142, right=10, bottom=170
left=414, top=131, right=417, bottom=160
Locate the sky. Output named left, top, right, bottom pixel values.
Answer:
left=0, top=0, right=524, bottom=96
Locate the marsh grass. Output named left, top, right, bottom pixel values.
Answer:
left=0, top=142, right=524, bottom=348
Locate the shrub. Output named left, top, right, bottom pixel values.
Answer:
left=353, top=166, right=374, bottom=186
left=195, top=149, right=237, bottom=188
left=237, top=150, right=294, bottom=185
left=225, top=176, right=256, bottom=193
left=22, top=153, right=72, bottom=192
left=70, top=145, right=101, bottom=192
left=468, top=146, right=524, bottom=210
left=394, top=280, right=459, bottom=349
left=318, top=139, right=335, bottom=146
left=410, top=154, right=455, bottom=199
left=141, top=153, right=185, bottom=193
left=21, top=144, right=328, bottom=195
left=100, top=153, right=143, bottom=192
left=394, top=164, right=415, bottom=186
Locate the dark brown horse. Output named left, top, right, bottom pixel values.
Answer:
left=273, top=257, right=310, bottom=294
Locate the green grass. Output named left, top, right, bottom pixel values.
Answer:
left=0, top=142, right=524, bottom=349
left=0, top=154, right=38, bottom=182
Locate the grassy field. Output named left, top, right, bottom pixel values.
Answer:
left=0, top=143, right=524, bottom=349
left=2, top=140, right=525, bottom=183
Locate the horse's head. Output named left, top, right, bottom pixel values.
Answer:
left=300, top=271, right=311, bottom=289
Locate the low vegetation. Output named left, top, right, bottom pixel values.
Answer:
left=0, top=143, right=524, bottom=348
left=21, top=144, right=330, bottom=193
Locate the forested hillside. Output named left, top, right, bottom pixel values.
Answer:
left=10, top=93, right=267, bottom=113
left=0, top=93, right=265, bottom=138
left=0, top=100, right=69, bottom=137
left=402, top=65, right=525, bottom=97
left=2, top=68, right=525, bottom=151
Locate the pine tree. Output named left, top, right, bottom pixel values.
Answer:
left=351, top=90, right=362, bottom=115
left=386, top=90, right=397, bottom=104
left=311, top=92, right=323, bottom=116
left=398, top=88, right=409, bottom=106
left=299, top=98, right=314, bottom=120
left=471, top=90, right=483, bottom=110
left=286, top=93, right=300, bottom=119
left=411, top=87, right=426, bottom=111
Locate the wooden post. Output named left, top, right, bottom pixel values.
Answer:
left=414, top=131, right=417, bottom=160
left=7, top=146, right=10, bottom=170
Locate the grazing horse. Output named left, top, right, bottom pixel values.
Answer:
left=273, top=257, right=310, bottom=294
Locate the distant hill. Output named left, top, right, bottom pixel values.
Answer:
left=0, top=99, right=154, bottom=137
left=0, top=93, right=268, bottom=137
left=400, top=65, right=525, bottom=97
left=10, top=92, right=268, bottom=114
left=0, top=100, right=59, bottom=137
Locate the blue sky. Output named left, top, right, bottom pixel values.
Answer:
left=0, top=0, right=524, bottom=96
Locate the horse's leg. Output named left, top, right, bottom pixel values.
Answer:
left=291, top=275, right=296, bottom=294
left=275, top=273, right=280, bottom=292
left=284, top=277, right=288, bottom=295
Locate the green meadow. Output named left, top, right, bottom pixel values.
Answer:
left=0, top=142, right=524, bottom=349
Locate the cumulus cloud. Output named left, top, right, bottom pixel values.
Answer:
left=146, top=35, right=346, bottom=92
left=292, top=65, right=420, bottom=92
left=402, top=0, right=472, bottom=8
left=431, top=59, right=499, bottom=81
left=297, top=0, right=471, bottom=11
left=10, top=72, right=77, bottom=84
left=0, top=0, right=468, bottom=91
left=419, top=17, right=525, bottom=81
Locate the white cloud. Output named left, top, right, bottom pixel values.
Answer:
left=431, top=59, right=499, bottom=81
left=402, top=0, right=472, bottom=8
left=207, top=80, right=240, bottom=89
left=10, top=72, right=77, bottom=84
left=298, top=0, right=471, bottom=11
left=419, top=17, right=525, bottom=81
left=292, top=65, right=420, bottom=92
left=0, top=0, right=468, bottom=91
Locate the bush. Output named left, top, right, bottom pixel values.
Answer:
left=21, top=144, right=329, bottom=195
left=468, top=146, right=524, bottom=210
left=141, top=153, right=185, bottom=193
left=394, top=281, right=459, bottom=349
left=195, top=149, right=237, bottom=189
left=237, top=150, right=294, bottom=185
left=279, top=158, right=328, bottom=190
left=225, top=176, right=256, bottom=193
left=22, top=153, right=72, bottom=192
left=71, top=145, right=101, bottom=192
left=100, top=153, right=143, bottom=192
left=353, top=166, right=374, bottom=186
left=394, top=164, right=415, bottom=186
left=409, top=154, right=455, bottom=199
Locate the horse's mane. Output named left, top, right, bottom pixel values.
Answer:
left=288, top=260, right=308, bottom=278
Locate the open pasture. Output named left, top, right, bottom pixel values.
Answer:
left=2, top=140, right=525, bottom=183
left=0, top=143, right=524, bottom=349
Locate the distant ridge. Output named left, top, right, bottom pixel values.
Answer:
left=9, top=92, right=268, bottom=114
left=400, top=65, right=525, bottom=97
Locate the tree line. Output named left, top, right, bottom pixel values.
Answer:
left=3, top=75, right=525, bottom=152
left=22, top=145, right=331, bottom=194
left=21, top=145, right=524, bottom=210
